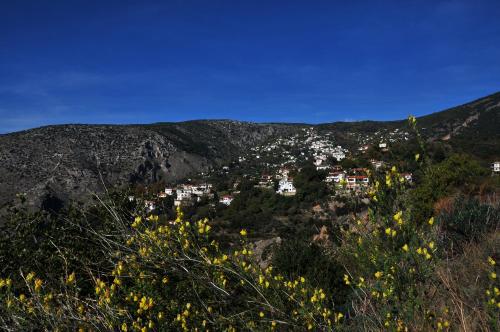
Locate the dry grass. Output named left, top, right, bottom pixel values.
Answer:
left=436, top=231, right=499, bottom=332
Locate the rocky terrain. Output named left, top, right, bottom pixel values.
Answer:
left=0, top=121, right=296, bottom=208
left=0, top=92, right=498, bottom=208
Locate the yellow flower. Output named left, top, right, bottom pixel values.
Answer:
left=26, top=272, right=35, bottom=282
left=393, top=211, right=403, bottom=224
left=132, top=216, right=142, bottom=228
left=240, top=229, right=247, bottom=236
left=428, top=217, right=434, bottom=226
left=259, top=311, right=265, bottom=318
left=487, top=256, right=496, bottom=266
left=121, top=323, right=128, bottom=331
left=385, top=227, right=396, bottom=237
left=34, top=278, right=43, bottom=292
left=428, top=241, right=435, bottom=250
left=343, top=274, right=350, bottom=285
left=402, top=244, right=409, bottom=252
left=415, top=153, right=420, bottom=161
left=408, top=115, right=417, bottom=126
left=374, top=271, right=383, bottom=279
left=66, top=272, right=76, bottom=285
left=148, top=215, right=159, bottom=222
left=490, top=272, right=497, bottom=280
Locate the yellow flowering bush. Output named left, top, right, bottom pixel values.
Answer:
left=0, top=207, right=343, bottom=331
left=340, top=165, right=443, bottom=330
left=338, top=116, right=499, bottom=330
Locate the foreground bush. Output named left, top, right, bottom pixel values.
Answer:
left=0, top=207, right=344, bottom=331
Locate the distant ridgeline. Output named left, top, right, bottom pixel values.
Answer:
left=0, top=92, right=498, bottom=209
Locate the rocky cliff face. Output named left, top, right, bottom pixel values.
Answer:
left=0, top=121, right=296, bottom=208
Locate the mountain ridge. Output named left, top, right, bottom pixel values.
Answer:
left=1, top=92, right=499, bottom=208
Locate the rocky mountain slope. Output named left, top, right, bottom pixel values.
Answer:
left=318, top=92, right=500, bottom=157
left=0, top=121, right=297, bottom=208
left=0, top=92, right=498, bottom=208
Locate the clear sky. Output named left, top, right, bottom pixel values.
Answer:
left=1, top=0, right=500, bottom=133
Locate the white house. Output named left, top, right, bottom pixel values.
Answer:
left=325, top=171, right=345, bottom=183
left=219, top=195, right=234, bottom=206
left=276, top=168, right=291, bottom=179
left=370, top=160, right=384, bottom=169
left=379, top=142, right=387, bottom=149
left=401, top=173, right=413, bottom=182
left=358, top=145, right=370, bottom=152
left=492, top=161, right=500, bottom=173
left=191, top=186, right=206, bottom=196
left=199, top=183, right=213, bottom=191
left=332, top=151, right=346, bottom=161
left=316, top=165, right=330, bottom=171
left=175, top=190, right=191, bottom=202
left=314, top=158, right=324, bottom=166
left=144, top=200, right=156, bottom=212
left=277, top=177, right=296, bottom=196
left=346, top=175, right=369, bottom=189
left=165, top=188, right=175, bottom=196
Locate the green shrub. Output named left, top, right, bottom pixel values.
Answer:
left=272, top=239, right=350, bottom=304
left=438, top=196, right=500, bottom=254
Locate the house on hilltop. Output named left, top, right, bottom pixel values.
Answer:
left=277, top=176, right=296, bottom=196
left=492, top=161, right=500, bottom=174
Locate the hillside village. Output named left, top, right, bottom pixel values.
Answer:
left=137, top=127, right=416, bottom=211
left=132, top=122, right=500, bottom=215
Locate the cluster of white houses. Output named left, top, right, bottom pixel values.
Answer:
left=141, top=164, right=414, bottom=211
left=161, top=183, right=214, bottom=206
left=325, top=168, right=412, bottom=190
left=161, top=183, right=239, bottom=207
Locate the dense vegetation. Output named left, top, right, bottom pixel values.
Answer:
left=0, top=118, right=498, bottom=331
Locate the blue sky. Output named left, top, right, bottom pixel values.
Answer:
left=1, top=0, right=500, bottom=133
